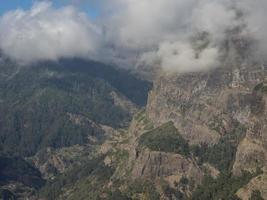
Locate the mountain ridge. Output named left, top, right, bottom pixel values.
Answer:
left=0, top=39, right=267, bottom=199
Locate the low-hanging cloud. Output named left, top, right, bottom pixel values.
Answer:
left=0, top=1, right=101, bottom=64
left=140, top=41, right=219, bottom=73
left=99, top=0, right=254, bottom=73
left=102, top=0, right=267, bottom=72
left=236, top=0, right=267, bottom=57
left=0, top=0, right=266, bottom=73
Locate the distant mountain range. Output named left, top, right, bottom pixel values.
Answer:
left=0, top=37, right=266, bottom=199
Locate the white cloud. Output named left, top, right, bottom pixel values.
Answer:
left=236, top=0, right=267, bottom=57
left=0, top=0, right=266, bottom=72
left=191, top=0, right=237, bottom=41
left=0, top=1, right=101, bottom=64
left=140, top=41, right=219, bottom=73
left=104, top=0, right=195, bottom=50
left=100, top=0, right=238, bottom=72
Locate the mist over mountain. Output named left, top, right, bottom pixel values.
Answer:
left=0, top=0, right=267, bottom=73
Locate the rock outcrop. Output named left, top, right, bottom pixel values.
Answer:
left=237, top=171, right=267, bottom=200
left=146, top=32, right=266, bottom=148
left=146, top=65, right=266, bottom=146
left=132, top=148, right=203, bottom=185
left=31, top=145, right=96, bottom=179
left=139, top=35, right=267, bottom=199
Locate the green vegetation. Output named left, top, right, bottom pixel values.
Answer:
left=39, top=148, right=161, bottom=200
left=254, top=82, right=267, bottom=93
left=191, top=171, right=260, bottom=200
left=125, top=179, right=160, bottom=200
left=134, top=109, right=154, bottom=131
left=160, top=179, right=184, bottom=200
left=1, top=60, right=264, bottom=200
left=105, top=179, right=161, bottom=200
left=250, top=83, right=266, bottom=115
left=191, top=123, right=246, bottom=172
left=0, top=60, right=151, bottom=157
left=136, top=120, right=255, bottom=200
left=0, top=155, right=45, bottom=189
left=106, top=190, right=130, bottom=200
left=0, top=189, right=16, bottom=200
left=139, top=121, right=245, bottom=172
left=139, top=122, right=190, bottom=156
left=134, top=109, right=146, bottom=122
left=0, top=59, right=152, bottom=199
left=250, top=190, right=264, bottom=200
left=56, top=59, right=152, bottom=106
left=108, top=149, right=129, bottom=166
left=66, top=164, right=115, bottom=200
left=39, top=155, right=112, bottom=199
left=40, top=154, right=159, bottom=200
left=180, top=176, right=189, bottom=185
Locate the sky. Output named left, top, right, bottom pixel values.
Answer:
left=0, top=1, right=33, bottom=15
left=0, top=0, right=266, bottom=73
left=0, top=0, right=99, bottom=18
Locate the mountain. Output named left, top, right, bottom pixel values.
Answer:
left=1, top=36, right=267, bottom=199
left=30, top=35, right=267, bottom=200
left=0, top=59, right=152, bottom=199
left=0, top=59, right=152, bottom=157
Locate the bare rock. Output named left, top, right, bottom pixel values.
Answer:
left=132, top=148, right=203, bottom=186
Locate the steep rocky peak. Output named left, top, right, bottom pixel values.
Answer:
left=145, top=31, right=266, bottom=146
left=137, top=34, right=267, bottom=199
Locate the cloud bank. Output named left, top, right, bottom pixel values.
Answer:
left=0, top=0, right=266, bottom=73
left=0, top=2, right=101, bottom=64
left=99, top=0, right=239, bottom=72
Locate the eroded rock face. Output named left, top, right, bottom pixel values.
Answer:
left=233, top=137, right=267, bottom=176
left=237, top=171, right=267, bottom=200
left=143, top=36, right=267, bottom=199
left=146, top=65, right=266, bottom=146
left=31, top=145, right=96, bottom=179
left=233, top=88, right=267, bottom=176
left=114, top=112, right=205, bottom=195
left=132, top=149, right=202, bottom=182
left=146, top=68, right=267, bottom=191
left=146, top=32, right=267, bottom=147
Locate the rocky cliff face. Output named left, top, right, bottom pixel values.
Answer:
left=147, top=65, right=266, bottom=145
left=92, top=34, right=267, bottom=199
left=132, top=149, right=203, bottom=185
left=7, top=36, right=266, bottom=199
left=233, top=84, right=267, bottom=171
left=143, top=35, right=267, bottom=199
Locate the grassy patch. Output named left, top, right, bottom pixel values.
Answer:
left=139, top=122, right=190, bottom=156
